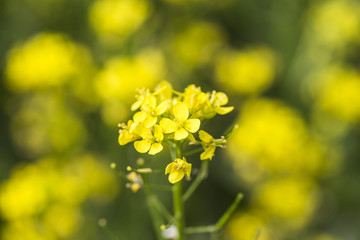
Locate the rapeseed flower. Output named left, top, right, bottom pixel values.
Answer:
left=160, top=102, right=201, bottom=140
left=134, top=124, right=164, bottom=155
left=198, top=130, right=226, bottom=160
left=117, top=81, right=233, bottom=183
left=165, top=158, right=192, bottom=184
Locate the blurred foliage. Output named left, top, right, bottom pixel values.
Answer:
left=1, top=0, right=360, bottom=239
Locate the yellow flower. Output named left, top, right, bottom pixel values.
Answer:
left=133, top=95, right=168, bottom=128
left=183, top=84, right=209, bottom=116
left=165, top=157, right=192, bottom=184
left=160, top=102, right=201, bottom=140
left=199, top=130, right=226, bottom=160
left=153, top=81, right=174, bottom=101
left=210, top=91, right=234, bottom=115
left=131, top=88, right=151, bottom=111
left=118, top=120, right=140, bottom=145
left=133, top=124, right=164, bottom=155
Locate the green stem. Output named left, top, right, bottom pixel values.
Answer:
left=182, top=160, right=209, bottom=202
left=172, top=142, right=185, bottom=240
left=215, top=193, right=243, bottom=230
left=143, top=176, right=166, bottom=240
left=184, top=147, right=203, bottom=157
left=185, top=193, right=243, bottom=235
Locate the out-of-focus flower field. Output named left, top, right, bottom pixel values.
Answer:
left=1, top=0, right=360, bottom=239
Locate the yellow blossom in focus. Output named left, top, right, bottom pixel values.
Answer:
left=133, top=124, right=164, bottom=155
left=207, top=91, right=234, bottom=117
left=165, top=157, right=192, bottom=184
left=89, top=0, right=151, bottom=44
left=133, top=95, right=168, bottom=128
left=183, top=84, right=209, bottom=115
left=118, top=120, right=141, bottom=145
left=198, top=130, right=226, bottom=160
left=215, top=46, right=276, bottom=95
left=160, top=102, right=201, bottom=140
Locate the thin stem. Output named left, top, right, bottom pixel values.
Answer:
left=185, top=225, right=216, bottom=234
left=184, top=147, right=203, bottom=157
left=150, top=194, right=174, bottom=223
left=185, top=193, right=243, bottom=235
left=172, top=142, right=185, bottom=240
left=215, top=193, right=243, bottom=230
left=143, top=175, right=166, bottom=240
left=182, top=160, right=209, bottom=202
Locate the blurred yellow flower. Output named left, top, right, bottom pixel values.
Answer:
left=308, top=0, right=360, bottom=48
left=254, top=178, right=318, bottom=227
left=165, top=157, right=192, bottom=184
left=215, top=46, right=276, bottom=95
left=9, top=93, right=86, bottom=158
left=171, top=22, right=225, bottom=69
left=228, top=99, right=324, bottom=183
left=94, top=48, right=166, bottom=125
left=227, top=211, right=270, bottom=240
left=89, top=0, right=151, bottom=44
left=315, top=66, right=360, bottom=123
left=0, top=155, right=118, bottom=239
left=5, top=33, right=90, bottom=92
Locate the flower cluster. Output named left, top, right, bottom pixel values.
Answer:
left=118, top=81, right=233, bottom=183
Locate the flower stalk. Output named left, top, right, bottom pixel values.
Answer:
left=117, top=82, right=239, bottom=240
left=173, top=143, right=185, bottom=240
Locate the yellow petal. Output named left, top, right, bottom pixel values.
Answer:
left=200, top=145, right=216, bottom=160
left=118, top=132, right=131, bottom=145
left=216, top=106, right=234, bottom=115
left=148, top=143, right=163, bottom=155
left=134, top=124, right=151, bottom=138
left=184, top=119, right=200, bottom=133
left=144, top=115, right=157, bottom=128
left=154, top=124, right=164, bottom=141
left=185, top=163, right=192, bottom=177
left=174, top=128, right=189, bottom=140
left=215, top=92, right=228, bottom=106
left=160, top=118, right=177, bottom=133
left=168, top=170, right=185, bottom=184
left=133, top=111, right=148, bottom=123
left=173, top=102, right=189, bottom=121
left=165, top=162, right=177, bottom=174
left=199, top=130, right=214, bottom=143
left=155, top=101, right=168, bottom=115
left=142, top=96, right=157, bottom=111
left=134, top=140, right=151, bottom=153
left=131, top=100, right=142, bottom=111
